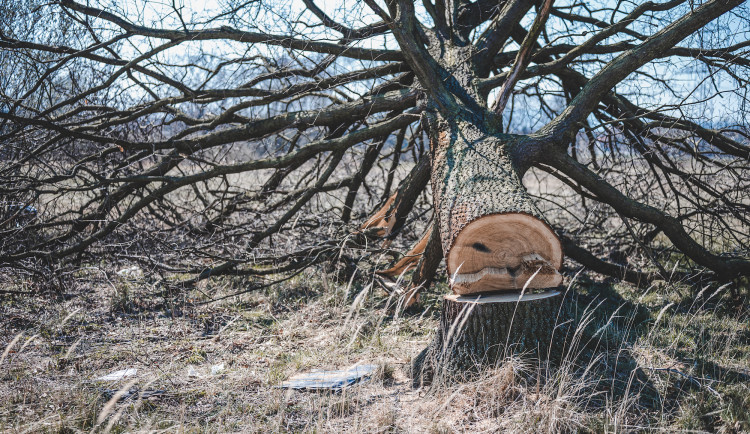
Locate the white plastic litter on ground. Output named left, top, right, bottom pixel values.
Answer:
left=95, top=368, right=137, bottom=381
left=280, top=364, right=377, bottom=391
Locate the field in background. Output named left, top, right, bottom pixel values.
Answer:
left=1, top=265, right=748, bottom=433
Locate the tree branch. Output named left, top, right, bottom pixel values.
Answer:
left=540, top=0, right=744, bottom=144
left=59, top=0, right=402, bottom=61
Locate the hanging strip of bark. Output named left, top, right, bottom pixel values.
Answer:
left=405, top=223, right=443, bottom=306
left=360, top=155, right=431, bottom=238
left=376, top=223, right=442, bottom=308
left=377, top=227, right=431, bottom=279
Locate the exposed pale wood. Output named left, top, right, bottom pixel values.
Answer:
left=428, top=121, right=564, bottom=295
left=360, top=192, right=396, bottom=236
left=377, top=229, right=430, bottom=279
left=445, top=289, right=560, bottom=304
left=411, top=289, right=566, bottom=385
left=361, top=156, right=431, bottom=240
left=446, top=213, right=563, bottom=294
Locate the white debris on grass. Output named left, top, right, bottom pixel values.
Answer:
left=281, top=364, right=377, bottom=391
left=96, top=368, right=137, bottom=381
left=117, top=266, right=143, bottom=279
left=211, top=363, right=225, bottom=375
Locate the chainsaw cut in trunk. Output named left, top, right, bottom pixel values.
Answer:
left=429, top=120, right=563, bottom=295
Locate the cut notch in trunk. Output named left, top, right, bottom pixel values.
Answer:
left=446, top=213, right=562, bottom=294
left=429, top=121, right=563, bottom=295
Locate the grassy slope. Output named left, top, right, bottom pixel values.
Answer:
left=0, top=268, right=748, bottom=433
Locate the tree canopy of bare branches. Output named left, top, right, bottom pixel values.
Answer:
left=1, top=0, right=748, bottom=294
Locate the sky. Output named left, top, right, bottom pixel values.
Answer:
left=96, top=0, right=749, bottom=128
left=5, top=0, right=746, bottom=130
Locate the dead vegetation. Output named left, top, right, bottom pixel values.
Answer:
left=2, top=1, right=750, bottom=431
left=1, top=266, right=747, bottom=433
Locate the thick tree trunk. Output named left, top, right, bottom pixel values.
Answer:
left=411, top=290, right=565, bottom=385
left=407, top=119, right=567, bottom=384
left=430, top=120, right=562, bottom=295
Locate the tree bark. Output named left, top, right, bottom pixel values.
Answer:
left=429, top=119, right=562, bottom=295
left=411, top=290, right=565, bottom=386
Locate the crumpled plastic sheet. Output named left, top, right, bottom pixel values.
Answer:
left=280, top=364, right=377, bottom=391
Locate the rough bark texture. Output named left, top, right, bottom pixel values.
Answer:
left=411, top=290, right=565, bottom=386
left=430, top=122, right=540, bottom=254
left=428, top=119, right=562, bottom=294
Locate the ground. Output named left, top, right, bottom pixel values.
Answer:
left=0, top=266, right=748, bottom=433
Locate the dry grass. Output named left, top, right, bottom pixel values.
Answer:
left=0, top=265, right=748, bottom=433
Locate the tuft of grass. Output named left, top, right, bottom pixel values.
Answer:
left=0, top=265, right=748, bottom=432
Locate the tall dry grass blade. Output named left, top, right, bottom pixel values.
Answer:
left=432, top=295, right=479, bottom=384
left=1, top=332, right=24, bottom=367
left=102, top=378, right=158, bottom=433
left=95, top=378, right=139, bottom=426
left=60, top=307, right=82, bottom=326
left=647, top=302, right=674, bottom=340
left=546, top=268, right=583, bottom=363
left=503, top=266, right=542, bottom=356
left=103, top=405, right=128, bottom=434
left=64, top=336, right=83, bottom=359
left=17, top=334, right=39, bottom=354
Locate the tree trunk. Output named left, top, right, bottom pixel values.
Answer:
left=411, top=289, right=565, bottom=385
left=429, top=120, right=562, bottom=295
left=407, top=119, right=567, bottom=384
